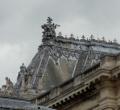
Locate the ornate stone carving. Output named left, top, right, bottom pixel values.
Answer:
left=41, top=17, right=60, bottom=40
left=5, top=77, right=13, bottom=91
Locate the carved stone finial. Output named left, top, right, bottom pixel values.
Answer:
left=81, top=35, right=85, bottom=40
left=58, top=32, right=62, bottom=36
left=20, top=63, right=27, bottom=73
left=70, top=34, right=74, bottom=38
left=113, top=38, right=117, bottom=43
left=102, top=37, right=105, bottom=41
left=90, top=34, right=94, bottom=40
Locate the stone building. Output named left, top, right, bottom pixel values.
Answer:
left=0, top=17, right=120, bottom=110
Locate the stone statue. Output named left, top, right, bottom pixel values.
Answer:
left=0, top=77, right=14, bottom=96
left=90, top=34, right=94, bottom=40
left=20, top=63, right=27, bottom=73
left=5, top=77, right=13, bottom=90
left=41, top=17, right=60, bottom=38
left=18, top=63, right=27, bottom=91
left=7, top=77, right=14, bottom=94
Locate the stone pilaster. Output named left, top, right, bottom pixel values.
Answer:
left=101, top=55, right=116, bottom=70
left=98, top=78, right=117, bottom=110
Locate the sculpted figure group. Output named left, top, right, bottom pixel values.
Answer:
left=41, top=17, right=60, bottom=37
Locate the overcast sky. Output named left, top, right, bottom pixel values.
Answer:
left=0, top=0, right=120, bottom=86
